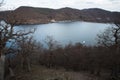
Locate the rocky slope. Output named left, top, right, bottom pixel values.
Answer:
left=0, top=6, right=120, bottom=25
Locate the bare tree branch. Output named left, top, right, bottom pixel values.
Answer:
left=97, top=23, right=120, bottom=49
left=0, top=20, right=35, bottom=57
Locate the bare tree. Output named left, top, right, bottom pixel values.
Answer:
left=44, top=36, right=61, bottom=68
left=45, top=36, right=61, bottom=50
left=16, top=36, right=37, bottom=72
left=97, top=24, right=120, bottom=48
left=0, top=21, right=35, bottom=80
left=0, top=21, right=34, bottom=57
left=97, top=23, right=120, bottom=79
left=0, top=1, right=35, bottom=80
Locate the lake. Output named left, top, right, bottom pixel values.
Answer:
left=15, top=21, right=111, bottom=46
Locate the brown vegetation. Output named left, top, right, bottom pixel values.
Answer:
left=0, top=12, right=120, bottom=80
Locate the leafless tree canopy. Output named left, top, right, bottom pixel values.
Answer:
left=97, top=24, right=120, bottom=48
left=0, top=20, right=35, bottom=57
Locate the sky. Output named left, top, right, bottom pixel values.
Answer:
left=0, top=0, right=120, bottom=11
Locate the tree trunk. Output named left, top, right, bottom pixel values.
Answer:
left=26, top=57, right=31, bottom=72
left=0, top=55, right=5, bottom=80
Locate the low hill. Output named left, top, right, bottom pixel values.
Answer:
left=0, top=6, right=120, bottom=25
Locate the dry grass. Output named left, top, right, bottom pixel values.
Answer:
left=15, top=65, right=102, bottom=80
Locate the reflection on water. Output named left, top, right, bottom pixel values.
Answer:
left=15, top=21, right=111, bottom=46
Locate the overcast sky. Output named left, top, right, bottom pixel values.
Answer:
left=0, top=0, right=120, bottom=11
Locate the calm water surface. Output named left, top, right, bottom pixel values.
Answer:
left=15, top=21, right=111, bottom=46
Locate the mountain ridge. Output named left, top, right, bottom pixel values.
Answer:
left=0, top=6, right=120, bottom=25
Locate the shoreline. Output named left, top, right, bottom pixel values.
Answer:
left=15, top=20, right=114, bottom=26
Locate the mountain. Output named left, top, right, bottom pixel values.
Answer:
left=0, top=6, right=120, bottom=25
